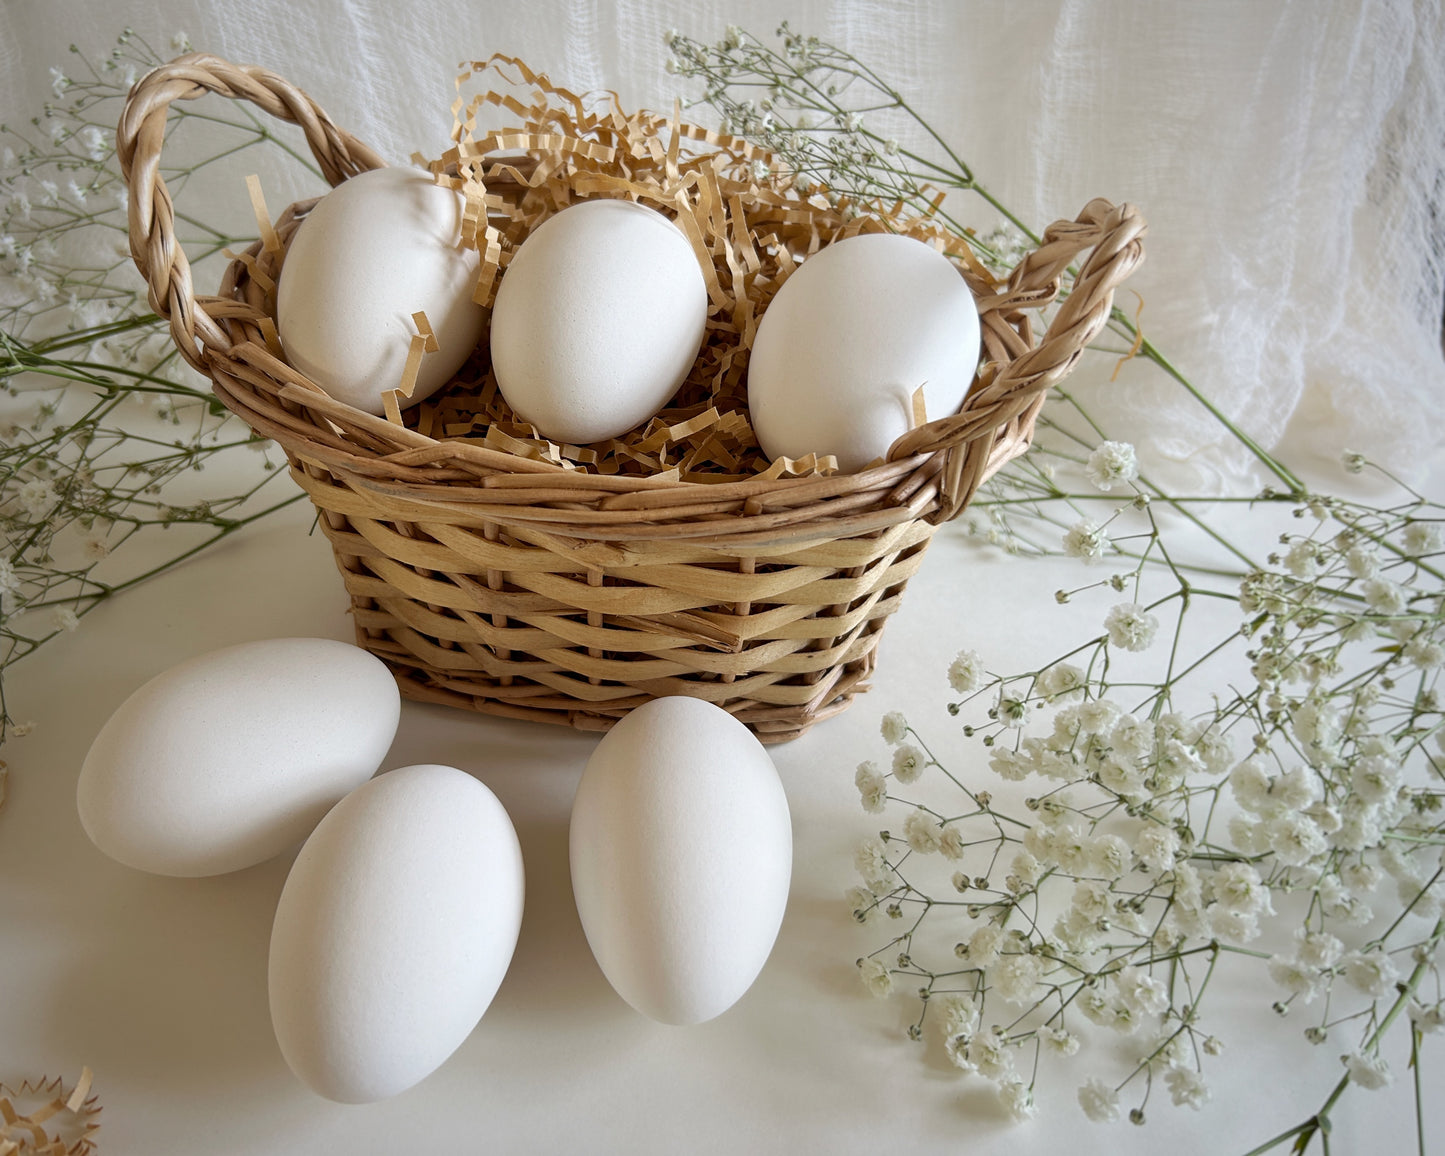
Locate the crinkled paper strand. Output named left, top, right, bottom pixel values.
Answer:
left=0, top=1069, right=100, bottom=1156
left=390, top=53, right=998, bottom=484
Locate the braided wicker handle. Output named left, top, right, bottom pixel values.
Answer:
left=889, top=198, right=1146, bottom=522
left=117, top=53, right=386, bottom=374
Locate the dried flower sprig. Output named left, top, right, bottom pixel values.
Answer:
left=671, top=24, right=1444, bottom=1149
left=665, top=23, right=1301, bottom=497
left=847, top=450, right=1443, bottom=1141
left=0, top=31, right=311, bottom=766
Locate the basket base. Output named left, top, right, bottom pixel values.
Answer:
left=365, top=640, right=879, bottom=744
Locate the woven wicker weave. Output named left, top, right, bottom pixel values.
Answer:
left=117, top=54, right=1146, bottom=742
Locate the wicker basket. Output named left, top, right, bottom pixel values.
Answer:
left=117, top=54, right=1146, bottom=743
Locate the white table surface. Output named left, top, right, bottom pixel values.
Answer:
left=3, top=453, right=1442, bottom=1155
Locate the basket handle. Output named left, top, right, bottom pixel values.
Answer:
left=116, top=53, right=385, bottom=373
left=887, top=197, right=1147, bottom=523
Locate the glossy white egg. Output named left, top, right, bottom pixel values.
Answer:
left=489, top=199, right=709, bottom=443
left=569, top=696, right=792, bottom=1025
left=276, top=166, right=486, bottom=414
left=268, top=763, right=525, bottom=1103
left=747, top=232, right=982, bottom=472
left=76, top=638, right=400, bottom=877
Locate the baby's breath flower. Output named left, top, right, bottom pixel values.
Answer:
left=1037, top=662, right=1087, bottom=702
left=996, top=692, right=1030, bottom=728
left=1404, top=635, right=1445, bottom=669
left=1284, top=539, right=1320, bottom=579
left=1363, top=577, right=1407, bottom=615
left=81, top=533, right=111, bottom=562
left=989, top=952, right=1045, bottom=1005
left=1114, top=966, right=1168, bottom=1017
left=1345, top=545, right=1381, bottom=578
left=1343, top=1050, right=1392, bottom=1089
left=989, top=746, right=1032, bottom=782
left=1401, top=521, right=1442, bottom=556
left=1134, top=825, right=1179, bottom=873
left=1341, top=949, right=1398, bottom=998
left=1351, top=754, right=1402, bottom=805
left=1089, top=833, right=1132, bottom=879
left=1164, top=1067, right=1210, bottom=1110
left=1085, top=441, right=1139, bottom=491
left=964, top=923, right=1005, bottom=968
left=1211, top=862, right=1272, bottom=917
left=1295, top=930, right=1344, bottom=969
left=878, top=711, right=907, bottom=744
left=935, top=992, right=981, bottom=1039
left=1341, top=861, right=1383, bottom=897
left=51, top=607, right=80, bottom=633
left=1409, top=1001, right=1445, bottom=1033
left=79, top=125, right=107, bottom=162
left=1077, top=698, right=1123, bottom=736
left=966, top=1029, right=1015, bottom=1080
left=854, top=836, right=892, bottom=892
left=891, top=743, right=925, bottom=783
left=904, top=809, right=943, bottom=854
left=1078, top=1078, right=1121, bottom=1123
left=997, top=1078, right=1036, bottom=1122
left=1104, top=602, right=1159, bottom=651
left=1063, top=518, right=1106, bottom=563
left=1267, top=956, right=1326, bottom=1002
left=854, top=761, right=887, bottom=813
left=858, top=956, right=894, bottom=998
left=1265, top=812, right=1327, bottom=866
left=1040, top=1024, right=1081, bottom=1055
left=948, top=648, right=985, bottom=694
left=845, top=885, right=877, bottom=923
left=18, top=478, right=59, bottom=519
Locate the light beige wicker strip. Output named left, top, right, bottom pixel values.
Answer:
left=117, top=53, right=1146, bottom=742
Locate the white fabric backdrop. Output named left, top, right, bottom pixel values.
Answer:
left=2, top=0, right=1441, bottom=487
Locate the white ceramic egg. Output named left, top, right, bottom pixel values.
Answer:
left=489, top=198, right=709, bottom=443
left=268, top=763, right=524, bottom=1103
left=569, top=696, right=792, bottom=1025
left=746, top=232, right=982, bottom=472
left=76, top=638, right=400, bottom=877
left=276, top=165, right=487, bottom=415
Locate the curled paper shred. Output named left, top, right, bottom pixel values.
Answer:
left=1111, top=289, right=1146, bottom=381
left=321, top=54, right=998, bottom=481
left=245, top=174, right=283, bottom=256
left=0, top=1069, right=101, bottom=1155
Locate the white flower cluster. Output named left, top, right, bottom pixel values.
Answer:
left=0, top=31, right=292, bottom=748
left=849, top=618, right=1441, bottom=1129
left=1085, top=441, right=1140, bottom=492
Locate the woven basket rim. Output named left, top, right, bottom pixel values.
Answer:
left=119, top=52, right=1148, bottom=537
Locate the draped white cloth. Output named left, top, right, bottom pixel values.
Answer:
left=3, top=0, right=1441, bottom=492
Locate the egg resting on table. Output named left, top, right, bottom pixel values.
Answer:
left=569, top=696, right=792, bottom=1025
left=268, top=763, right=525, bottom=1103
left=76, top=637, right=400, bottom=877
